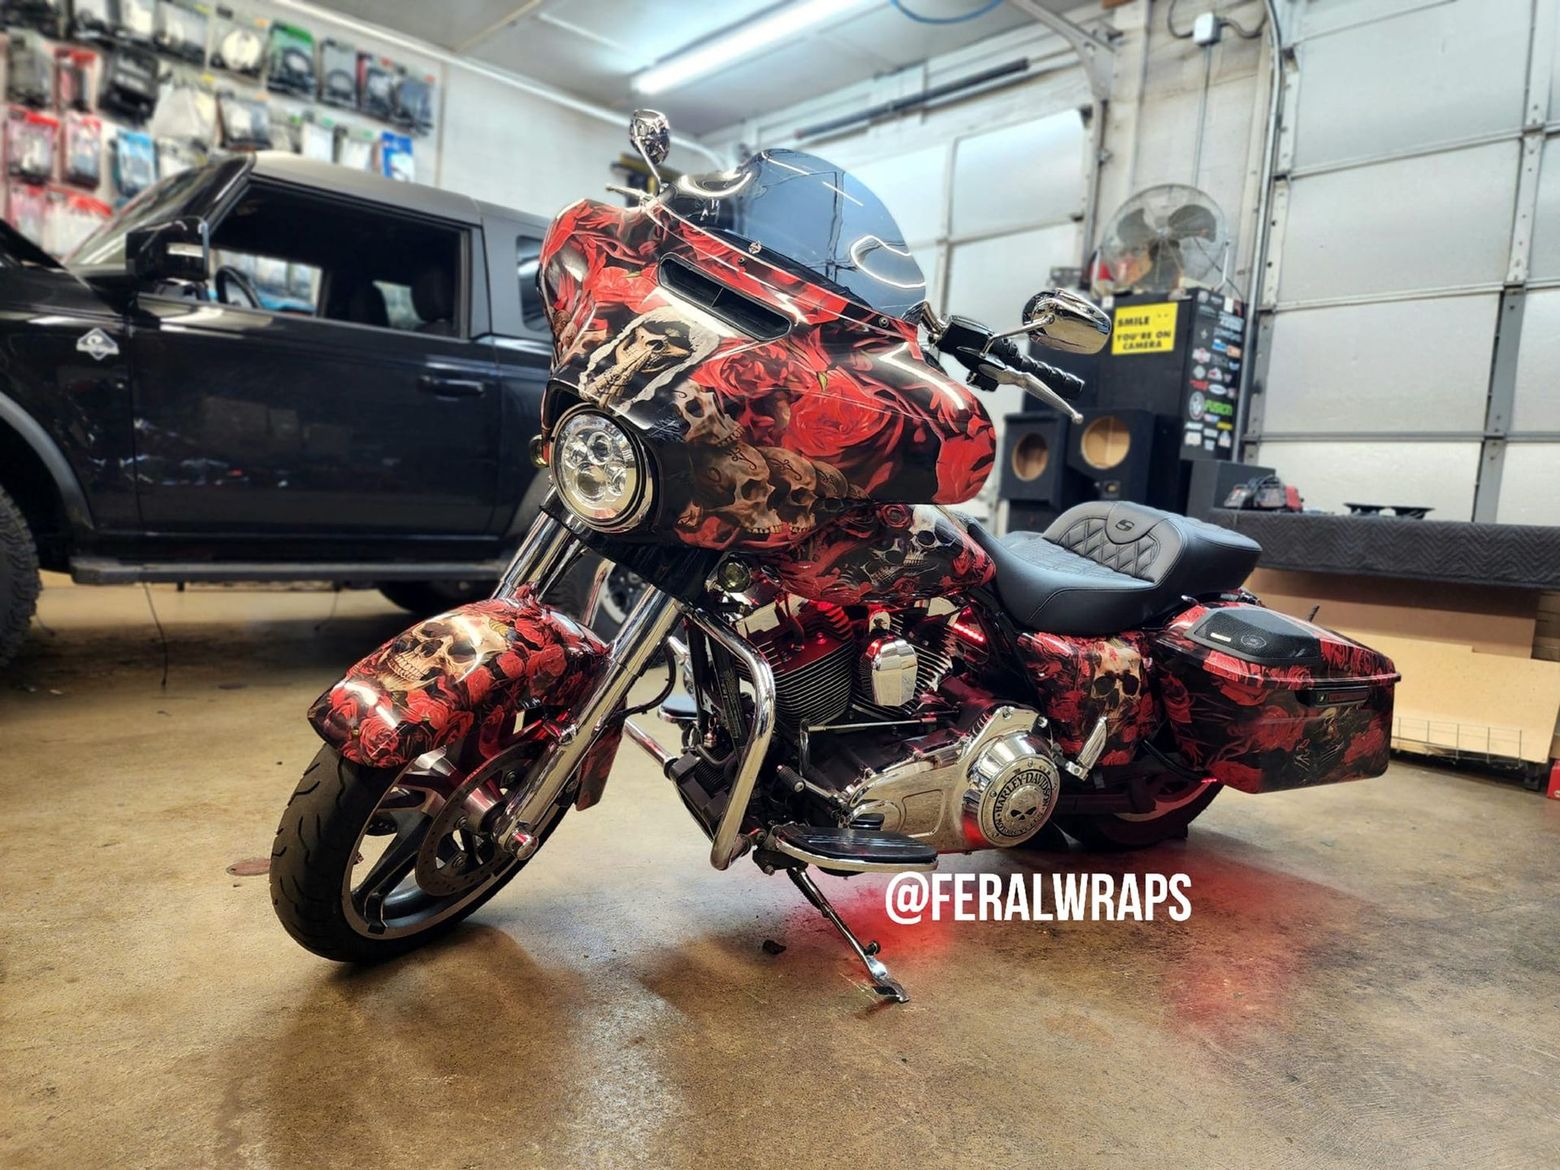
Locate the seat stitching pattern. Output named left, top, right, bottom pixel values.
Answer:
left=1056, top=517, right=1161, bottom=579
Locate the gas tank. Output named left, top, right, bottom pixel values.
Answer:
left=539, top=199, right=995, bottom=552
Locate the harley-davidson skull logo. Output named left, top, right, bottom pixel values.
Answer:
left=580, top=306, right=717, bottom=407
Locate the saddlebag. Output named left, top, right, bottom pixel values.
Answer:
left=1151, top=603, right=1398, bottom=793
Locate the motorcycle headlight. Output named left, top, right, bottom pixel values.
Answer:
left=550, top=409, right=652, bottom=531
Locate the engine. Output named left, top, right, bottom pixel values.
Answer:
left=740, top=597, right=1061, bottom=853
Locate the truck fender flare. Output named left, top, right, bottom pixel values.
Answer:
left=307, top=588, right=611, bottom=769
left=0, top=389, right=94, bottom=530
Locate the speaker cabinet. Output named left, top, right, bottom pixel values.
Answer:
left=1065, top=408, right=1186, bottom=512
left=997, top=413, right=1072, bottom=504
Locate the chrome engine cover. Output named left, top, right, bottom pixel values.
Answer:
left=843, top=704, right=1059, bottom=853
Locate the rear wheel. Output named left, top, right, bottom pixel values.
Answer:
left=1058, top=775, right=1222, bottom=851
left=0, top=486, right=41, bottom=669
left=270, top=741, right=566, bottom=962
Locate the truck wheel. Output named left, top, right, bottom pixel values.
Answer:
left=0, top=486, right=41, bottom=669
left=378, top=579, right=488, bottom=615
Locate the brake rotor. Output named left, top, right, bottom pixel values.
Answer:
left=412, top=757, right=521, bottom=897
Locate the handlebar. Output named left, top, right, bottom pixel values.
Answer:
left=928, top=313, right=1086, bottom=422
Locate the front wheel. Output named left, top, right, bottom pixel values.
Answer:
left=270, top=742, right=564, bottom=962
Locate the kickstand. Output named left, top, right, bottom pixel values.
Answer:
left=786, top=867, right=909, bottom=1003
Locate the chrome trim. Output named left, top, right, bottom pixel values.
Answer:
left=493, top=495, right=572, bottom=598
left=581, top=555, right=614, bottom=626
left=492, top=585, right=684, bottom=856
left=686, top=609, right=776, bottom=871
left=864, top=636, right=918, bottom=707
left=763, top=829, right=936, bottom=874
left=623, top=717, right=674, bottom=770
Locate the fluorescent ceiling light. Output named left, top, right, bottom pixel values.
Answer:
left=633, top=0, right=876, bottom=94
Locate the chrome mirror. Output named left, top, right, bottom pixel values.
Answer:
left=629, top=108, right=671, bottom=181
left=1020, top=288, right=1111, bottom=355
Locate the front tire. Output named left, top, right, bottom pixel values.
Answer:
left=0, top=486, right=41, bottom=669
left=270, top=743, right=559, bottom=962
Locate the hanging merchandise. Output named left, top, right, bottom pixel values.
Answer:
left=150, top=76, right=217, bottom=146
left=356, top=53, right=395, bottom=120
left=44, top=188, right=113, bottom=257
left=7, top=34, right=53, bottom=108
left=393, top=72, right=435, bottom=136
left=218, top=91, right=271, bottom=149
left=98, top=46, right=160, bottom=123
left=318, top=38, right=356, bottom=108
left=112, top=128, right=157, bottom=196
left=377, top=130, right=412, bottom=182
left=69, top=0, right=118, bottom=46
left=335, top=125, right=373, bottom=170
left=116, top=0, right=158, bottom=44
left=154, top=135, right=203, bottom=178
left=155, top=1, right=209, bottom=66
left=209, top=7, right=268, bottom=79
left=6, top=180, right=47, bottom=243
left=53, top=48, right=96, bottom=113
left=3, top=0, right=67, bottom=38
left=297, top=115, right=333, bottom=161
left=6, top=106, right=59, bottom=182
left=62, top=111, right=104, bottom=188
left=265, top=22, right=315, bottom=97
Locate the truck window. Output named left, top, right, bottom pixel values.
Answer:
left=208, top=182, right=466, bottom=336
left=517, top=235, right=547, bottom=332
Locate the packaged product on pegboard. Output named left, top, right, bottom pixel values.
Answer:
left=112, top=128, right=157, bottom=197
left=377, top=130, right=413, bottom=182
left=209, top=7, right=269, bottom=79
left=53, top=47, right=96, bottom=112
left=265, top=22, right=316, bottom=97
left=357, top=53, right=396, bottom=120
left=6, top=179, right=47, bottom=243
left=318, top=38, right=357, bottom=108
left=7, top=106, right=59, bottom=182
left=43, top=187, right=112, bottom=256
left=69, top=0, right=119, bottom=46
left=61, top=110, right=104, bottom=188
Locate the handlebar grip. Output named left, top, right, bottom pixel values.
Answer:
left=987, top=337, right=1086, bottom=399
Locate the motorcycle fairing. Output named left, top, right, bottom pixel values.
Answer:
left=1153, top=603, right=1398, bottom=792
left=765, top=503, right=995, bottom=606
left=1016, top=630, right=1162, bottom=767
left=307, top=590, right=608, bottom=769
left=539, top=199, right=995, bottom=551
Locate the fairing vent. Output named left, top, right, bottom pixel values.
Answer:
left=658, top=255, right=792, bottom=341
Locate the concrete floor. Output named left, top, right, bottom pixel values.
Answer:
left=1, top=576, right=1558, bottom=1169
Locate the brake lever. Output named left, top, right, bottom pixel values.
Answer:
left=972, top=356, right=1084, bottom=423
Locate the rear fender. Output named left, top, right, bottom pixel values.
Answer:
left=308, top=588, right=610, bottom=769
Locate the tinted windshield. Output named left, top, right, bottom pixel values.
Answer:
left=661, top=149, right=926, bottom=321
left=67, top=167, right=213, bottom=270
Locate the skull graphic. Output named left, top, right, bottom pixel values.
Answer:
left=673, top=381, right=741, bottom=447
left=380, top=615, right=500, bottom=691
left=580, top=307, right=715, bottom=406
left=687, top=442, right=779, bottom=535
left=1087, top=642, right=1144, bottom=727
left=758, top=447, right=846, bottom=534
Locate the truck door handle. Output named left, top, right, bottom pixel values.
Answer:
left=418, top=375, right=489, bottom=398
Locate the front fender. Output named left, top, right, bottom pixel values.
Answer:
left=308, top=588, right=609, bottom=768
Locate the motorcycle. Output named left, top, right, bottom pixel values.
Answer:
left=270, top=111, right=1398, bottom=1002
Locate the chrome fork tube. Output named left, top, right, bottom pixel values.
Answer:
left=494, top=491, right=573, bottom=600
left=492, top=583, right=684, bottom=857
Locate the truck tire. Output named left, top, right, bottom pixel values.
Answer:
left=0, top=486, right=41, bottom=669
left=378, top=579, right=488, bottom=615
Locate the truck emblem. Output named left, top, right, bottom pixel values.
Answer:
left=76, top=329, right=119, bottom=361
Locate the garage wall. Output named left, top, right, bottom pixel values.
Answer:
left=247, top=0, right=623, bottom=217
left=1249, top=0, right=1560, bottom=523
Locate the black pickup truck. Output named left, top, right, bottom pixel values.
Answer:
left=0, top=152, right=571, bottom=665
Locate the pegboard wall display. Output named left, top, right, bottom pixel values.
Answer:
left=0, top=0, right=441, bottom=258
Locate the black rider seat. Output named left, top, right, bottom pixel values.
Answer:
left=968, top=501, right=1262, bottom=635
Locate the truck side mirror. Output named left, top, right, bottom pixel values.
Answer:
left=126, top=216, right=211, bottom=284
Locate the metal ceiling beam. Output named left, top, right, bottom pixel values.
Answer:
left=1003, top=0, right=1117, bottom=101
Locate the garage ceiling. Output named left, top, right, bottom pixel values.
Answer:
left=302, top=0, right=1076, bottom=135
